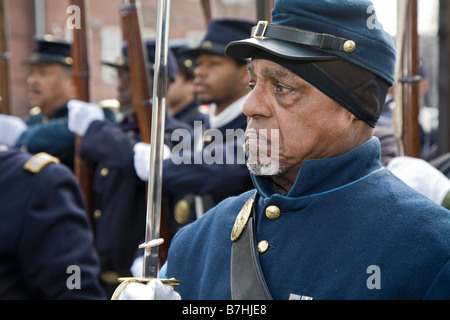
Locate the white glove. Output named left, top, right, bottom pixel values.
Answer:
left=0, top=114, right=27, bottom=146
left=68, top=99, right=105, bottom=136
left=130, top=256, right=143, bottom=278
left=133, top=142, right=171, bottom=181
left=388, top=156, right=450, bottom=206
left=118, top=280, right=181, bottom=300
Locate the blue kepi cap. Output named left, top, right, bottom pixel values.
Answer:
left=226, top=0, right=396, bottom=85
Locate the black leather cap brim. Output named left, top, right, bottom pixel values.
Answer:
left=226, top=37, right=338, bottom=61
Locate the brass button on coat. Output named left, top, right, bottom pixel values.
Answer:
left=94, top=209, right=102, bottom=219
left=100, top=167, right=109, bottom=177
left=258, top=240, right=269, bottom=254
left=174, top=199, right=191, bottom=224
left=265, top=205, right=281, bottom=220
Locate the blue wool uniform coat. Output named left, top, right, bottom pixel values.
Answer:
left=166, top=138, right=450, bottom=299
left=0, top=149, right=105, bottom=299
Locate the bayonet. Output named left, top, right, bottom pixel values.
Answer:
left=142, top=0, right=171, bottom=279
left=111, top=0, right=180, bottom=299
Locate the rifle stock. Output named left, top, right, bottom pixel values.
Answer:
left=394, top=0, right=421, bottom=158
left=121, top=0, right=152, bottom=143
left=70, top=0, right=94, bottom=224
left=201, top=0, right=211, bottom=25
left=0, top=0, right=10, bottom=115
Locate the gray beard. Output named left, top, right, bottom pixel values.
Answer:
left=243, top=143, right=286, bottom=176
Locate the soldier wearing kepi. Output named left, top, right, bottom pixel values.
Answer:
left=0, top=37, right=76, bottom=169
left=167, top=40, right=208, bottom=127
left=0, top=36, right=114, bottom=170
left=120, top=0, right=450, bottom=300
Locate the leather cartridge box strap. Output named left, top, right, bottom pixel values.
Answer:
left=230, top=191, right=273, bottom=300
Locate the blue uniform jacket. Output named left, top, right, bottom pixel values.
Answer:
left=166, top=138, right=450, bottom=299
left=0, top=149, right=105, bottom=299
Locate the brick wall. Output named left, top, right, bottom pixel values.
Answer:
left=3, top=0, right=257, bottom=117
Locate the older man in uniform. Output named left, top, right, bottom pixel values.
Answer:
left=0, top=36, right=114, bottom=169
left=119, top=0, right=450, bottom=300
left=159, top=0, right=450, bottom=299
left=0, top=37, right=76, bottom=169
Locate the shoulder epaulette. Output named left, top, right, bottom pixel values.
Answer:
left=24, top=152, right=60, bottom=174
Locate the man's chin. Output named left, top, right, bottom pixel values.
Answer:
left=246, top=162, right=284, bottom=177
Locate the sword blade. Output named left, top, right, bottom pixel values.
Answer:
left=143, top=0, right=171, bottom=279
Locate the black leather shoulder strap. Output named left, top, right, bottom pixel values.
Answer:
left=230, top=192, right=273, bottom=300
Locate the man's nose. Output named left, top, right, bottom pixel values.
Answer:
left=242, top=87, right=272, bottom=119
left=27, top=73, right=37, bottom=86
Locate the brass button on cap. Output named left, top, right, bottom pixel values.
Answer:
left=265, top=205, right=281, bottom=220
left=343, top=40, right=356, bottom=53
left=258, top=240, right=269, bottom=254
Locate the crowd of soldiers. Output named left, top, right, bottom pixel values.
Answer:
left=1, top=0, right=450, bottom=300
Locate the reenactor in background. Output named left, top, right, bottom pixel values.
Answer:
left=67, top=40, right=190, bottom=296
left=0, top=146, right=105, bottom=299
left=121, top=0, right=450, bottom=300
left=167, top=40, right=208, bottom=127
left=0, top=36, right=114, bottom=169
left=134, top=19, right=256, bottom=240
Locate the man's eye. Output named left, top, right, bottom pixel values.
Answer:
left=277, top=83, right=293, bottom=93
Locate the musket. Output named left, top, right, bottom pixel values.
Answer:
left=0, top=0, right=10, bottom=115
left=200, top=0, right=211, bottom=25
left=121, top=0, right=152, bottom=144
left=70, top=0, right=94, bottom=223
left=394, top=0, right=421, bottom=158
left=438, top=0, right=450, bottom=154
left=256, top=0, right=274, bottom=22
